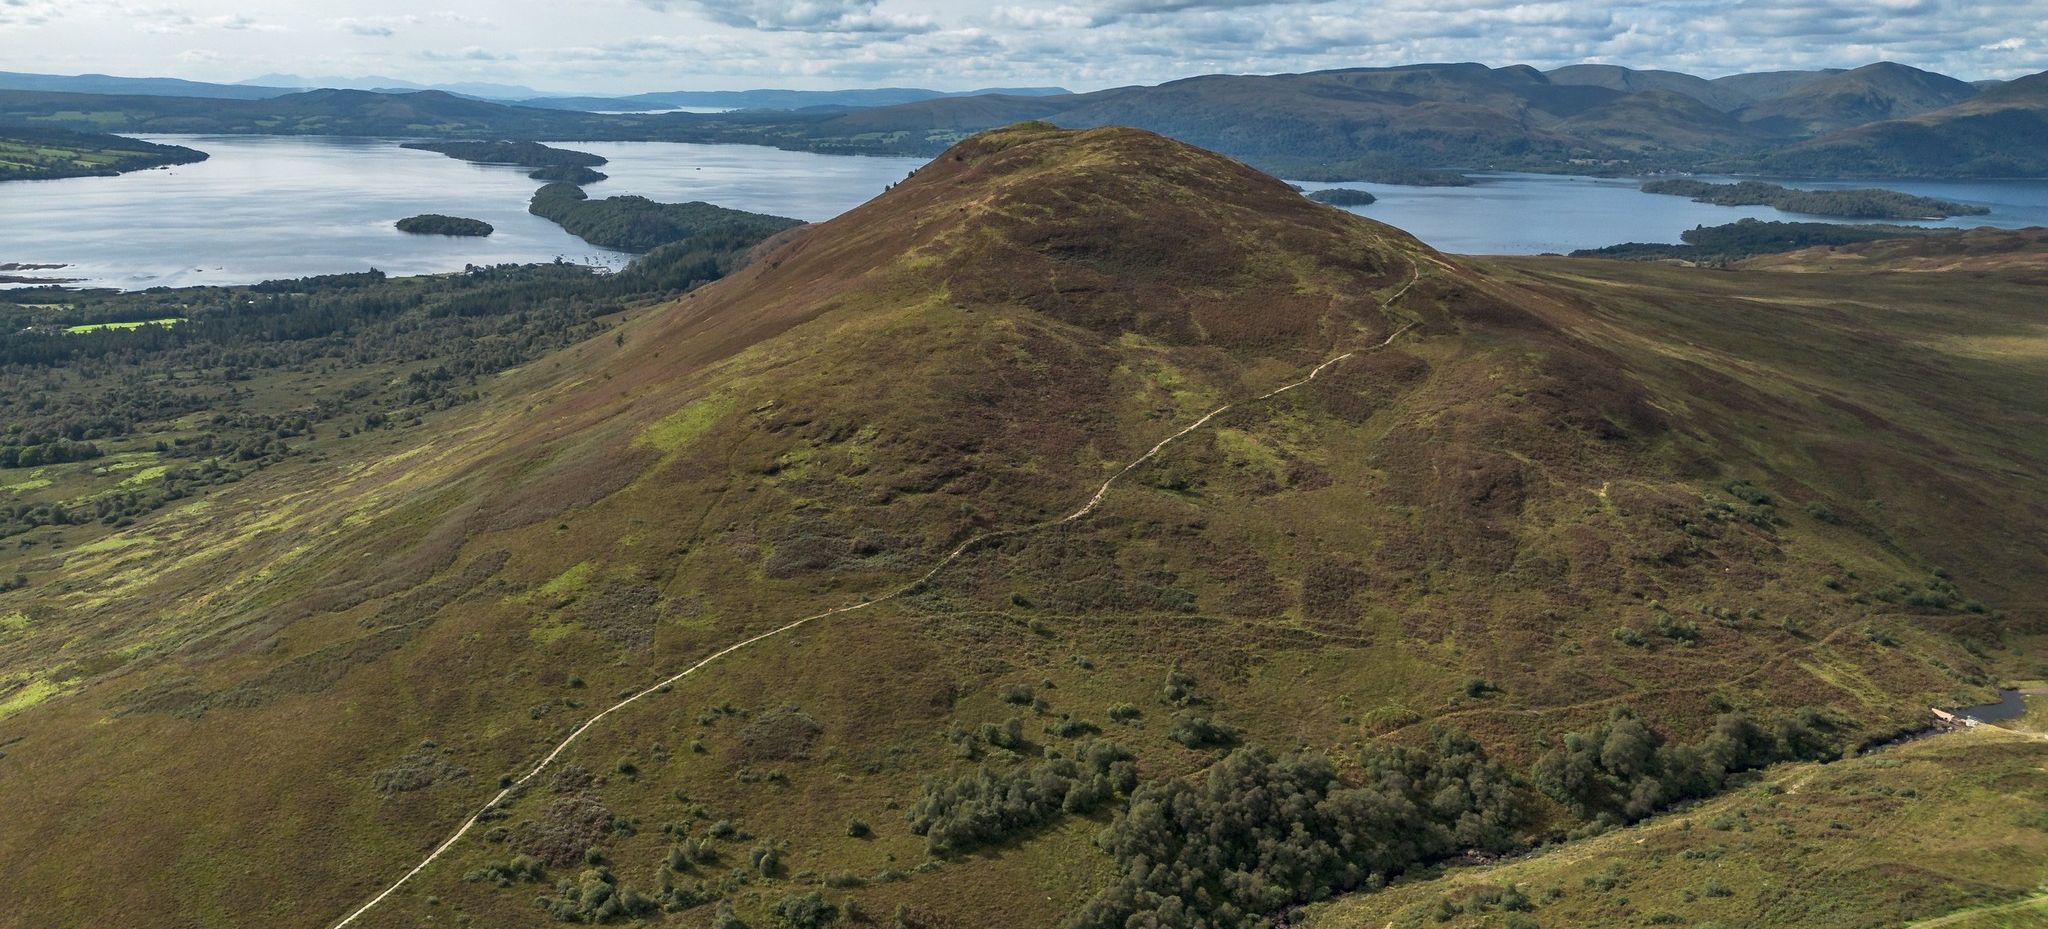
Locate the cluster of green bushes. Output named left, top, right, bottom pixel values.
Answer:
left=462, top=854, right=545, bottom=887
left=0, top=440, right=101, bottom=469
left=907, top=739, right=1136, bottom=854
left=1067, top=728, right=1523, bottom=929
left=528, top=182, right=802, bottom=253
left=535, top=867, right=660, bottom=923
left=1530, top=707, right=1840, bottom=827
left=1640, top=178, right=1987, bottom=219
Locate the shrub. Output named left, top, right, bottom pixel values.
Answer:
left=536, top=867, right=658, bottom=923
left=749, top=844, right=782, bottom=877
left=1000, top=684, right=1035, bottom=705
left=908, top=740, right=1135, bottom=854
left=845, top=818, right=871, bottom=838
left=1047, top=715, right=1100, bottom=738
left=1613, top=627, right=1648, bottom=648
left=1655, top=615, right=1702, bottom=646
left=462, top=854, right=545, bottom=887
left=1167, top=713, right=1236, bottom=749
left=1106, top=702, right=1142, bottom=723
left=1160, top=666, right=1205, bottom=707
left=772, top=892, right=838, bottom=929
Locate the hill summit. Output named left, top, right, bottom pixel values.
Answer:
left=0, top=124, right=2036, bottom=929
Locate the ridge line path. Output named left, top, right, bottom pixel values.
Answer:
left=326, top=258, right=1429, bottom=929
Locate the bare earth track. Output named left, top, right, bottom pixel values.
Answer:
left=327, top=256, right=1430, bottom=929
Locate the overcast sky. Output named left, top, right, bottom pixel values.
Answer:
left=1, top=0, right=2040, bottom=94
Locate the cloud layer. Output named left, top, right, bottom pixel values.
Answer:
left=2, top=0, right=2040, bottom=94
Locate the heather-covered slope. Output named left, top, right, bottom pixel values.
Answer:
left=0, top=125, right=2039, bottom=929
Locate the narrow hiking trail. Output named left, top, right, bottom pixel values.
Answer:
left=326, top=257, right=1432, bottom=929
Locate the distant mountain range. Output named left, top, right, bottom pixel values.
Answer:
left=527, top=87, right=1072, bottom=112
left=742, top=60, right=2044, bottom=178
left=0, top=61, right=2041, bottom=179
left=0, top=69, right=1070, bottom=111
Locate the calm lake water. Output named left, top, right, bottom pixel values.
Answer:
left=0, top=136, right=924, bottom=290
left=1295, top=173, right=2048, bottom=255
left=3, top=134, right=2045, bottom=290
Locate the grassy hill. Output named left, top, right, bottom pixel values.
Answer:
left=1545, top=65, right=1754, bottom=112
left=1761, top=72, right=2048, bottom=177
left=0, top=125, right=2041, bottom=929
left=1734, top=62, right=1980, bottom=137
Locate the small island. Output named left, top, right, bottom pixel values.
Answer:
left=1639, top=179, right=1989, bottom=220
left=1307, top=188, right=1377, bottom=206
left=396, top=214, right=495, bottom=237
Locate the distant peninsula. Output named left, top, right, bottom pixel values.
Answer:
left=527, top=182, right=799, bottom=252
left=0, top=126, right=207, bottom=182
left=1306, top=188, right=1377, bottom=206
left=402, top=140, right=611, bottom=183
left=1639, top=179, right=1989, bottom=220
left=1571, top=217, right=1939, bottom=263
left=396, top=214, right=494, bottom=237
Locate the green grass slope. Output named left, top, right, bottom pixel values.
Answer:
left=0, top=125, right=2039, bottom=929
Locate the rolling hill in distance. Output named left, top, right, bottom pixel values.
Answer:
left=1, top=123, right=2043, bottom=929
left=2, top=60, right=2045, bottom=179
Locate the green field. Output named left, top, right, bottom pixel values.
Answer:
left=63, top=317, right=183, bottom=333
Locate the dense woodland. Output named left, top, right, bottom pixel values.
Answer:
left=1639, top=179, right=1988, bottom=219
left=529, top=183, right=802, bottom=252
left=1571, top=218, right=1939, bottom=262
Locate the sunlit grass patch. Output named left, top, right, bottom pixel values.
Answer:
left=0, top=679, right=62, bottom=719
left=64, top=318, right=183, bottom=334
left=638, top=394, right=734, bottom=452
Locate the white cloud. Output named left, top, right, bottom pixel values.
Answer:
left=0, top=0, right=2039, bottom=93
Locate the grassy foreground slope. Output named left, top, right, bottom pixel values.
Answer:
left=0, top=125, right=2040, bottom=929
left=1306, top=725, right=2048, bottom=929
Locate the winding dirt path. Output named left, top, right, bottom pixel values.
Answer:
left=327, top=259, right=1430, bottom=929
